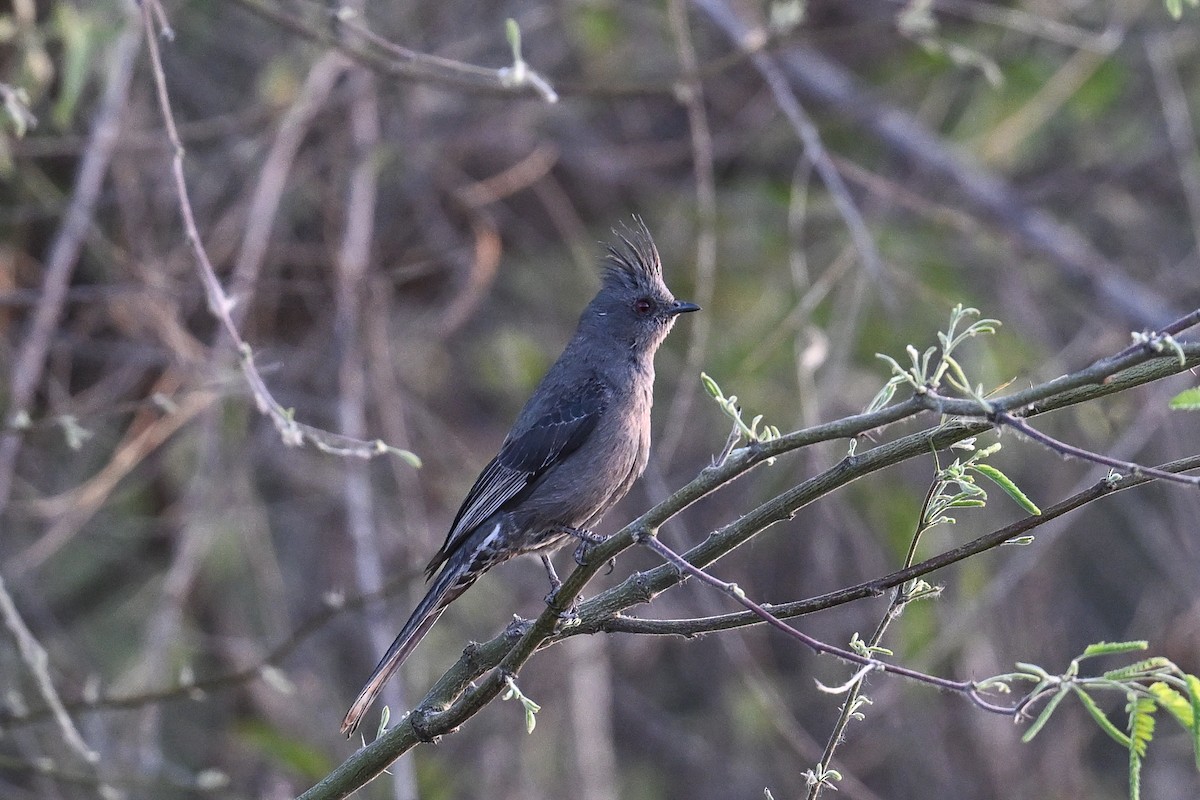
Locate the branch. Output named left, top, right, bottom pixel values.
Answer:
left=693, top=0, right=886, bottom=291
left=0, top=9, right=141, bottom=769
left=603, top=452, right=1200, bottom=638
left=992, top=411, right=1200, bottom=487
left=296, top=325, right=1199, bottom=798
left=2, top=577, right=411, bottom=725
left=634, top=532, right=1014, bottom=714
left=229, top=0, right=558, bottom=101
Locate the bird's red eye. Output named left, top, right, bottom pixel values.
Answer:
left=634, top=298, right=654, bottom=315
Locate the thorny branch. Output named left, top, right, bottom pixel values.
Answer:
left=295, top=313, right=1200, bottom=799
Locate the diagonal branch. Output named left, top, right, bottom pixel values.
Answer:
left=295, top=329, right=1199, bottom=799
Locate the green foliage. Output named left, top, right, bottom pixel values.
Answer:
left=700, top=372, right=782, bottom=449
left=239, top=721, right=334, bottom=782
left=988, top=641, right=1200, bottom=800
left=1165, top=0, right=1200, bottom=19
left=51, top=4, right=102, bottom=129
left=1069, top=59, right=1128, bottom=121
left=919, top=438, right=1041, bottom=549
left=501, top=675, right=542, bottom=734
left=1169, top=387, right=1200, bottom=410
left=870, top=304, right=1001, bottom=412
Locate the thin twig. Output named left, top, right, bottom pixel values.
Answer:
left=992, top=411, right=1200, bottom=487
left=3, top=576, right=412, bottom=725
left=294, top=320, right=1200, bottom=798
left=0, top=13, right=141, bottom=512
left=808, top=471, right=942, bottom=799
left=693, top=0, right=887, bottom=293
left=771, top=40, right=1177, bottom=327
left=634, top=533, right=1014, bottom=714
left=230, top=51, right=350, bottom=307
left=602, top=452, right=1200, bottom=639
left=0, top=9, right=140, bottom=769
left=138, top=0, right=418, bottom=464
left=0, top=572, right=98, bottom=762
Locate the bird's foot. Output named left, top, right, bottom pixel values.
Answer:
left=549, top=597, right=582, bottom=629
left=561, top=527, right=608, bottom=566
left=540, top=553, right=562, bottom=592
left=571, top=540, right=617, bottom=575
left=559, top=526, right=606, bottom=546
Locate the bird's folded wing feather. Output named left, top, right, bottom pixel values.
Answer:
left=425, top=379, right=607, bottom=576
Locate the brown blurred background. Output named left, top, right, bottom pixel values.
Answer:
left=2, top=1, right=1199, bottom=798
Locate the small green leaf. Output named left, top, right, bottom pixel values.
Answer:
left=1073, top=686, right=1132, bottom=749
left=700, top=372, right=721, bottom=398
left=505, top=18, right=522, bottom=57
left=1022, top=686, right=1068, bottom=742
left=1105, top=657, right=1174, bottom=680
left=1081, top=641, right=1149, bottom=659
left=1187, top=674, right=1200, bottom=771
left=1148, top=682, right=1193, bottom=728
left=1169, top=387, right=1200, bottom=410
left=974, top=464, right=1041, bottom=515
left=1129, top=696, right=1156, bottom=758
left=502, top=676, right=541, bottom=734
left=945, top=498, right=987, bottom=508
left=376, top=705, right=391, bottom=740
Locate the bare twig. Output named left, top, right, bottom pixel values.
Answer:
left=294, top=328, right=1200, bottom=799
left=12, top=380, right=215, bottom=573
left=0, top=9, right=140, bottom=770
left=693, top=0, right=887, bottom=294
left=333, top=38, right=420, bottom=797
left=2, top=576, right=410, bottom=725
left=230, top=51, right=351, bottom=307
left=771, top=41, right=1178, bottom=327
left=138, top=0, right=418, bottom=464
left=991, top=410, right=1200, bottom=487
left=0, top=14, right=141, bottom=513
left=603, top=452, right=1200, bottom=639
left=229, top=0, right=558, bottom=101
left=0, top=572, right=98, bottom=763
left=634, top=531, right=1014, bottom=714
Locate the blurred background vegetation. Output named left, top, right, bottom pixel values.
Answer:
left=2, top=0, right=1199, bottom=798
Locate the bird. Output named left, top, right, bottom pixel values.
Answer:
left=341, top=220, right=699, bottom=735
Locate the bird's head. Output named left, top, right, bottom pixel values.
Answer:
left=585, top=220, right=700, bottom=354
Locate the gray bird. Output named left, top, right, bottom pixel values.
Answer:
left=341, top=221, right=699, bottom=735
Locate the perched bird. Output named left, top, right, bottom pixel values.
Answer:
left=341, top=221, right=699, bottom=735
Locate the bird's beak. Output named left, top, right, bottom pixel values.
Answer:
left=668, top=301, right=701, bottom=315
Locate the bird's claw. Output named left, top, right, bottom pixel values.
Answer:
left=569, top=528, right=609, bottom=566
left=544, top=587, right=581, bottom=626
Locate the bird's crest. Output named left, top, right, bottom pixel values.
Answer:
left=603, top=217, right=663, bottom=291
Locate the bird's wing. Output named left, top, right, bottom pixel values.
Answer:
left=425, top=378, right=607, bottom=576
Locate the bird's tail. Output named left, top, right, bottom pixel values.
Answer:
left=340, top=557, right=475, bottom=736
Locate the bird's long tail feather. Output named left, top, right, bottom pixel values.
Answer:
left=340, top=558, right=474, bottom=736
